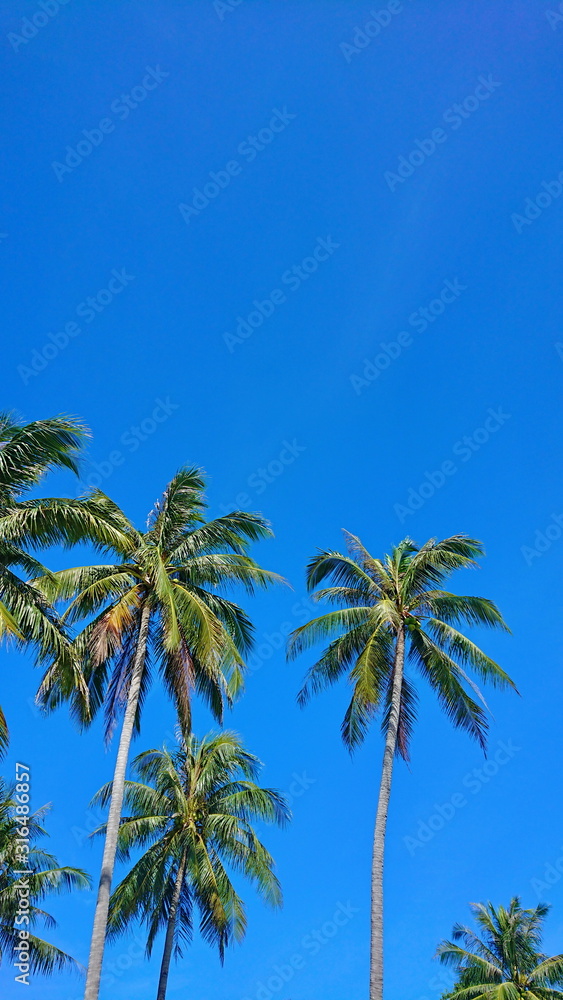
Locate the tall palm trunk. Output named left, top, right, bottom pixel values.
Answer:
left=84, top=601, right=151, bottom=1000
left=369, top=625, right=405, bottom=1000
left=156, top=853, right=187, bottom=1000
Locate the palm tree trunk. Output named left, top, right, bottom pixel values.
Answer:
left=84, top=601, right=151, bottom=1000
left=156, top=853, right=187, bottom=1000
left=369, top=625, right=405, bottom=1000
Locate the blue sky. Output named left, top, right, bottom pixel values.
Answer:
left=2, top=0, right=563, bottom=997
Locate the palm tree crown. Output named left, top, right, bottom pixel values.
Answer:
left=96, top=731, right=289, bottom=999
left=289, top=533, right=514, bottom=752
left=437, top=897, right=563, bottom=999
left=36, top=466, right=282, bottom=731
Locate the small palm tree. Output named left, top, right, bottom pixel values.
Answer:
left=0, top=412, right=87, bottom=755
left=0, top=778, right=90, bottom=976
left=93, top=731, right=289, bottom=1000
left=33, top=467, right=281, bottom=1000
left=288, top=533, right=515, bottom=1000
left=437, top=897, right=563, bottom=999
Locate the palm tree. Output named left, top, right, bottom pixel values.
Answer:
left=0, top=777, right=90, bottom=976
left=437, top=897, right=563, bottom=999
left=0, top=412, right=87, bottom=755
left=287, top=533, right=515, bottom=1000
left=93, top=730, right=289, bottom=1000
left=34, top=467, right=281, bottom=1000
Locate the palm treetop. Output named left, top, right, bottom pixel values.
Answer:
left=27, top=467, right=283, bottom=733
left=289, top=532, right=515, bottom=753
left=94, top=730, right=290, bottom=961
left=437, top=897, right=563, bottom=999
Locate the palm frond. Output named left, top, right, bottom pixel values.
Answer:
left=0, top=413, right=87, bottom=497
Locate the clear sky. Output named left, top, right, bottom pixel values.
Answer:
left=2, top=1, right=563, bottom=998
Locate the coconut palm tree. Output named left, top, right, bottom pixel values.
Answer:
left=33, top=467, right=281, bottom=1000
left=93, top=730, right=289, bottom=1000
left=287, top=533, right=515, bottom=1000
left=0, top=777, right=90, bottom=976
left=0, top=412, right=87, bottom=755
left=437, top=897, right=563, bottom=999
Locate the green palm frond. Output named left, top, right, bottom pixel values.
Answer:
left=305, top=549, right=378, bottom=592
left=340, top=627, right=395, bottom=750
left=170, top=510, right=274, bottom=560
left=146, top=466, right=207, bottom=542
left=0, top=413, right=87, bottom=497
left=0, top=494, right=137, bottom=556
left=426, top=618, right=515, bottom=690
left=415, top=591, right=510, bottom=631
left=288, top=607, right=375, bottom=660
left=173, top=552, right=285, bottom=594
left=296, top=620, right=377, bottom=708
left=409, top=624, right=489, bottom=748
left=405, top=536, right=484, bottom=593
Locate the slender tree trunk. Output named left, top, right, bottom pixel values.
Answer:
left=84, top=601, right=151, bottom=1000
left=156, top=853, right=187, bottom=1000
left=370, top=625, right=405, bottom=1000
